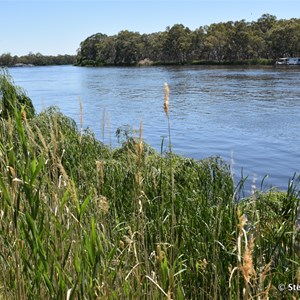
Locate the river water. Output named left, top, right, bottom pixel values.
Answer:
left=9, top=65, right=300, bottom=193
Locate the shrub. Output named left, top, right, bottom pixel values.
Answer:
left=0, top=70, right=35, bottom=119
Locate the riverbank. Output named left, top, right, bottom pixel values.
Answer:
left=76, top=58, right=274, bottom=67
left=0, top=72, right=299, bottom=299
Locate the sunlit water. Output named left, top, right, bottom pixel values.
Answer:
left=9, top=65, right=300, bottom=193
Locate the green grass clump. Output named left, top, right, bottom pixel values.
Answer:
left=0, top=71, right=299, bottom=299
left=0, top=70, right=35, bottom=119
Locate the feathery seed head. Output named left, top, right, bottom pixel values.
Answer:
left=99, top=195, right=109, bottom=214
left=21, top=110, right=27, bottom=121
left=164, top=82, right=170, bottom=116
left=237, top=208, right=247, bottom=232
left=156, top=244, right=164, bottom=263
left=119, top=240, right=125, bottom=250
left=241, top=238, right=256, bottom=283
left=138, top=118, right=143, bottom=157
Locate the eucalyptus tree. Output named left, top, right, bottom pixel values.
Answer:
left=76, top=33, right=108, bottom=65
left=114, top=30, right=143, bottom=65
left=0, top=53, right=15, bottom=67
left=269, top=19, right=300, bottom=58
left=75, top=14, right=300, bottom=66
left=95, top=35, right=117, bottom=65
left=230, top=20, right=251, bottom=60
left=204, top=22, right=231, bottom=62
left=190, top=27, right=206, bottom=61
left=247, top=28, right=267, bottom=59
left=142, top=32, right=167, bottom=62
left=163, top=24, right=193, bottom=64
left=253, top=14, right=277, bottom=58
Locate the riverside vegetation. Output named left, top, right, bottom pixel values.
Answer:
left=0, top=70, right=299, bottom=299
left=0, top=53, right=76, bottom=68
left=76, top=14, right=300, bottom=66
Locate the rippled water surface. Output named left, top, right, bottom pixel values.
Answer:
left=9, top=65, right=300, bottom=192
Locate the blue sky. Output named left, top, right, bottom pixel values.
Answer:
left=1, top=0, right=300, bottom=56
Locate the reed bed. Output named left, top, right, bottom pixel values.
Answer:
left=0, top=71, right=299, bottom=299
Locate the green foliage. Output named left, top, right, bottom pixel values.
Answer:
left=0, top=74, right=299, bottom=299
left=0, top=70, right=35, bottom=119
left=76, top=15, right=300, bottom=66
left=0, top=52, right=76, bottom=67
left=239, top=186, right=300, bottom=299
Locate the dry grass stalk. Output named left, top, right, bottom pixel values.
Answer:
left=102, top=108, right=105, bottom=143
left=57, top=162, right=69, bottom=183
left=156, top=244, right=164, bottom=263
left=237, top=208, right=247, bottom=233
left=21, top=110, right=26, bottom=121
left=50, top=128, right=58, bottom=163
left=138, top=117, right=143, bottom=189
left=96, top=160, right=104, bottom=186
left=79, top=97, right=83, bottom=137
left=35, top=125, right=48, bottom=152
left=164, top=82, right=170, bottom=116
left=230, top=208, right=251, bottom=292
left=297, top=267, right=300, bottom=284
left=237, top=208, right=248, bottom=261
left=259, top=262, right=271, bottom=286
left=66, top=288, right=72, bottom=300
left=99, top=195, right=109, bottom=214
left=119, top=240, right=125, bottom=250
left=145, top=275, right=170, bottom=298
left=7, top=115, right=14, bottom=141
left=125, top=262, right=141, bottom=281
left=200, top=258, right=208, bottom=272
left=138, top=117, right=143, bottom=158
left=108, top=112, right=112, bottom=147
left=256, top=262, right=272, bottom=299
left=167, top=288, right=173, bottom=300
left=241, top=237, right=256, bottom=284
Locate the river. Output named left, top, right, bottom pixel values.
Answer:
left=9, top=65, right=300, bottom=193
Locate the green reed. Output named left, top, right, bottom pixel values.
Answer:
left=0, top=71, right=299, bottom=299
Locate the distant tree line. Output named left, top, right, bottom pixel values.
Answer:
left=76, top=14, right=300, bottom=66
left=0, top=52, right=76, bottom=67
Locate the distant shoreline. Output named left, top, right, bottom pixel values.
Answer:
left=5, top=59, right=299, bottom=68
left=0, top=53, right=76, bottom=68
left=75, top=58, right=275, bottom=67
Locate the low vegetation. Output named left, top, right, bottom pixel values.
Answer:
left=0, top=71, right=299, bottom=299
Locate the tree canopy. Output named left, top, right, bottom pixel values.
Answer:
left=0, top=52, right=76, bottom=67
left=76, top=14, right=300, bottom=66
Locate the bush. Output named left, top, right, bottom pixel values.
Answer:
left=0, top=70, right=35, bottom=119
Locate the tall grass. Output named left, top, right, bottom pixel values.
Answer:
left=0, top=70, right=299, bottom=299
